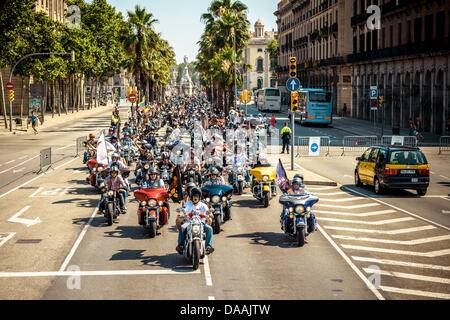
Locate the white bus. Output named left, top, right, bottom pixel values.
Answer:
left=256, top=88, right=281, bottom=112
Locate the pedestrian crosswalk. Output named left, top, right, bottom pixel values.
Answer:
left=307, top=183, right=450, bottom=300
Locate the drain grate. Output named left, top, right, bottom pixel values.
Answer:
left=16, top=239, right=42, bottom=244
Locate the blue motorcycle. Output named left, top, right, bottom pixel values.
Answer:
left=201, top=185, right=233, bottom=234
left=279, top=194, right=319, bottom=247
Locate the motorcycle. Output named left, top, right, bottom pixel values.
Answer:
left=249, top=165, right=277, bottom=208
left=201, top=185, right=233, bottom=234
left=177, top=209, right=206, bottom=270
left=101, top=189, right=124, bottom=226
left=183, top=168, right=201, bottom=186
left=160, top=168, right=171, bottom=190
left=87, top=159, right=109, bottom=192
left=279, top=194, right=319, bottom=247
left=134, top=187, right=170, bottom=238
left=228, top=165, right=249, bottom=195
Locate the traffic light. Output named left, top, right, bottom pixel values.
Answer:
left=291, top=92, right=299, bottom=113
left=8, top=90, right=14, bottom=102
left=379, top=95, right=384, bottom=108
left=289, top=57, right=297, bottom=78
left=245, top=90, right=252, bottom=103
left=239, top=91, right=244, bottom=103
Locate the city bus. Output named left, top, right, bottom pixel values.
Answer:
left=298, top=88, right=333, bottom=125
left=256, top=88, right=281, bottom=112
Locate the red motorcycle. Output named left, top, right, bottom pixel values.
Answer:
left=87, top=159, right=108, bottom=192
left=134, top=187, right=170, bottom=238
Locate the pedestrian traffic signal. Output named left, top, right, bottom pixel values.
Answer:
left=8, top=90, right=14, bottom=102
left=291, top=92, right=299, bottom=113
left=379, top=95, right=384, bottom=108
left=289, top=57, right=297, bottom=78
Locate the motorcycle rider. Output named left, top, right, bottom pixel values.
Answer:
left=228, top=145, right=251, bottom=185
left=102, top=165, right=127, bottom=214
left=204, top=167, right=225, bottom=186
left=142, top=167, right=165, bottom=189
left=83, top=133, right=97, bottom=164
left=176, top=187, right=215, bottom=255
left=182, top=182, right=197, bottom=206
left=157, top=152, right=175, bottom=171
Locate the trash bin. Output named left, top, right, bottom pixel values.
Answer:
left=392, top=125, right=400, bottom=135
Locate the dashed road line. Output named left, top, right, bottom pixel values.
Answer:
left=0, top=269, right=201, bottom=278
left=0, top=155, right=39, bottom=175
left=319, top=197, right=367, bottom=202
left=316, top=209, right=396, bottom=217
left=333, top=234, right=450, bottom=245
left=204, top=255, right=213, bottom=287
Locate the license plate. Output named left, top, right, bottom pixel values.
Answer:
left=401, top=170, right=416, bottom=174
left=411, top=178, right=418, bottom=183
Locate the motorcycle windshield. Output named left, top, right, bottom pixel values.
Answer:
left=280, top=194, right=319, bottom=207
left=201, top=185, right=233, bottom=196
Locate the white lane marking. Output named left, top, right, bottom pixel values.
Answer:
left=29, top=187, right=44, bottom=198
left=319, top=217, right=414, bottom=225
left=5, top=160, right=15, bottom=165
left=0, top=269, right=201, bottom=278
left=13, top=167, right=26, bottom=174
left=363, top=268, right=450, bottom=285
left=203, top=255, right=213, bottom=287
left=316, top=225, right=384, bottom=300
left=324, top=225, right=435, bottom=235
left=56, top=144, right=75, bottom=151
left=0, top=155, right=39, bottom=175
left=379, top=286, right=450, bottom=300
left=319, top=197, right=366, bottom=202
left=343, top=186, right=450, bottom=231
left=317, top=203, right=379, bottom=209
left=18, top=155, right=28, bottom=160
left=8, top=206, right=41, bottom=227
left=0, top=157, right=78, bottom=200
left=0, top=232, right=16, bottom=248
left=333, top=234, right=450, bottom=245
left=312, top=192, right=347, bottom=196
left=439, top=175, right=450, bottom=180
left=343, top=174, right=353, bottom=178
left=442, top=210, right=450, bottom=214
left=208, top=296, right=215, bottom=300
left=352, top=256, right=450, bottom=271
left=59, top=206, right=99, bottom=272
left=341, top=245, right=450, bottom=257
left=315, top=209, right=396, bottom=217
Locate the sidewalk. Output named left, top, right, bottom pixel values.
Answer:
left=0, top=101, right=116, bottom=136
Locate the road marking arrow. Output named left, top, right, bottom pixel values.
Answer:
left=8, top=206, right=40, bottom=227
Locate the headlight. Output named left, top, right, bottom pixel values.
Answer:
left=288, top=207, right=294, bottom=213
left=212, top=195, right=220, bottom=203
left=101, top=188, right=106, bottom=193
left=141, top=201, right=147, bottom=206
left=98, top=167, right=103, bottom=172
left=306, top=206, right=311, bottom=212
left=237, top=167, right=243, bottom=173
left=238, top=175, right=243, bottom=179
left=158, top=201, right=164, bottom=206
left=192, top=225, right=200, bottom=235
left=144, top=164, right=150, bottom=170
left=263, top=175, right=269, bottom=182
left=148, top=199, right=157, bottom=207
left=206, top=197, right=210, bottom=202
left=163, top=175, right=168, bottom=179
left=190, top=170, right=195, bottom=175
left=221, top=196, right=227, bottom=202
left=295, top=205, right=305, bottom=214
left=108, top=191, right=114, bottom=197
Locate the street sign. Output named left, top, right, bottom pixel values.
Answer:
left=286, top=78, right=301, bottom=92
left=6, top=82, right=13, bottom=90
left=370, top=86, right=378, bottom=99
left=129, top=94, right=136, bottom=102
left=309, top=137, right=321, bottom=157
left=370, top=99, right=378, bottom=111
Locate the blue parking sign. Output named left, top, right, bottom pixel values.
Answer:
left=370, top=86, right=378, bottom=99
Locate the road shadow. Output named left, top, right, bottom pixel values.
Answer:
left=227, top=232, right=302, bottom=248
left=52, top=197, right=98, bottom=208
left=109, top=249, right=192, bottom=269
left=341, top=184, right=425, bottom=198
left=437, top=182, right=450, bottom=188
left=231, top=199, right=267, bottom=210
left=104, top=225, right=150, bottom=240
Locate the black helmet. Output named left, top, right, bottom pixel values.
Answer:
left=293, top=174, right=304, bottom=183
left=292, top=177, right=302, bottom=186
left=190, top=187, right=202, bottom=199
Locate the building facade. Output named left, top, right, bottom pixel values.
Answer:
left=243, top=20, right=278, bottom=93
left=275, top=0, right=450, bottom=135
left=350, top=0, right=450, bottom=135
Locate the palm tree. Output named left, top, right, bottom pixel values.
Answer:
left=125, top=5, right=158, bottom=101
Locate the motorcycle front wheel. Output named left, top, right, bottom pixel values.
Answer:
left=107, top=203, right=114, bottom=226
left=148, top=221, right=157, bottom=238
left=213, top=216, right=221, bottom=234
left=193, top=240, right=200, bottom=270
left=263, top=191, right=270, bottom=208
left=297, top=227, right=306, bottom=247
left=238, top=181, right=243, bottom=195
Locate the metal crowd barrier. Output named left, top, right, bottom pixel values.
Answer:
left=295, top=136, right=330, bottom=157
left=341, top=136, right=379, bottom=156
left=439, top=136, right=450, bottom=155
left=76, top=136, right=88, bottom=157
left=381, top=136, right=418, bottom=147
left=38, top=147, right=52, bottom=173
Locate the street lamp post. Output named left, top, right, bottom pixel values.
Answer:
left=233, top=22, right=239, bottom=113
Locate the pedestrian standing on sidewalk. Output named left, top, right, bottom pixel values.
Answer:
left=29, top=111, right=40, bottom=135
left=280, top=122, right=292, bottom=154
left=415, top=117, right=424, bottom=141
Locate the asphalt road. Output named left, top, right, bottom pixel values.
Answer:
left=0, top=102, right=448, bottom=300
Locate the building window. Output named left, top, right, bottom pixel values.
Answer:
left=257, top=58, right=264, bottom=71
left=257, top=78, right=263, bottom=89
left=436, top=11, right=445, bottom=40
left=406, top=20, right=411, bottom=44
left=258, top=48, right=263, bottom=52
left=414, top=17, right=422, bottom=44
left=397, top=22, right=402, bottom=46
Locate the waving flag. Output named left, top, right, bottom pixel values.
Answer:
left=276, top=159, right=289, bottom=192
left=168, top=165, right=183, bottom=203
left=96, top=132, right=108, bottom=166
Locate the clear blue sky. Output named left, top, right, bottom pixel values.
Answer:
left=108, top=0, right=279, bottom=64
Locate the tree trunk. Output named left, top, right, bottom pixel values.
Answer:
left=0, top=71, right=8, bottom=129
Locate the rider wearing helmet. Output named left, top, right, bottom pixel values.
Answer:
left=182, top=182, right=197, bottom=205
left=83, top=133, right=97, bottom=164
left=142, top=167, right=165, bottom=189
left=103, top=165, right=128, bottom=214
left=176, top=187, right=214, bottom=255
left=286, top=177, right=307, bottom=195
left=157, top=152, right=175, bottom=171
left=204, top=167, right=225, bottom=186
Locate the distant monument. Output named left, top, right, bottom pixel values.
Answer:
left=180, top=56, right=193, bottom=97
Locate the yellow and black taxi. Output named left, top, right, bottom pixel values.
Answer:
left=354, top=145, right=430, bottom=196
